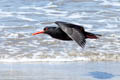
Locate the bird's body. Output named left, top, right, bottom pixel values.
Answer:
left=32, top=21, right=101, bottom=48
left=43, top=27, right=72, bottom=40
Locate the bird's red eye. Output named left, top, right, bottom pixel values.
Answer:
left=45, top=28, right=48, bottom=31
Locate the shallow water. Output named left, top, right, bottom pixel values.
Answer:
left=0, top=0, right=120, bottom=62
left=0, top=62, right=120, bottom=80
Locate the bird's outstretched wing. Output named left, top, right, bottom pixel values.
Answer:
left=55, top=21, right=86, bottom=48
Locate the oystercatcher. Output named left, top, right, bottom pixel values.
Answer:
left=32, top=21, right=101, bottom=48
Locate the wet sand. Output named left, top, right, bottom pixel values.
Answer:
left=0, top=62, right=120, bottom=80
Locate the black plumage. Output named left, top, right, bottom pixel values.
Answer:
left=32, top=21, right=101, bottom=48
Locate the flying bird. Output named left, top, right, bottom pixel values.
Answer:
left=32, top=21, right=101, bottom=48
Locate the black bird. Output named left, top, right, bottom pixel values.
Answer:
left=32, top=21, right=101, bottom=48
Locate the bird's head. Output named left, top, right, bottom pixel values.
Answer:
left=32, top=27, right=56, bottom=35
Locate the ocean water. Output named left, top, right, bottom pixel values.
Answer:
left=0, top=0, right=120, bottom=62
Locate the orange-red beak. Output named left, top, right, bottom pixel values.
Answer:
left=32, top=30, right=45, bottom=35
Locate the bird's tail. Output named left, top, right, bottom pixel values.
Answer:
left=85, top=32, right=101, bottom=39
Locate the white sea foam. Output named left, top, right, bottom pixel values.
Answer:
left=20, top=2, right=57, bottom=10
left=0, top=11, right=13, bottom=18
left=0, top=53, right=120, bottom=62
left=0, top=57, right=90, bottom=63
left=16, top=15, right=37, bottom=21
left=20, top=6, right=43, bottom=10
left=7, top=33, right=19, bottom=38
left=14, top=12, right=42, bottom=15
left=105, top=23, right=118, bottom=28
left=68, top=12, right=89, bottom=19
left=0, top=11, right=38, bottom=21
left=44, top=9, right=67, bottom=14
left=19, top=2, right=67, bottom=17
left=44, top=2, right=58, bottom=8
left=101, top=0, right=120, bottom=6
left=20, top=6, right=67, bottom=17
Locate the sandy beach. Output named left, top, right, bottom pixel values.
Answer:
left=0, top=62, right=120, bottom=80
